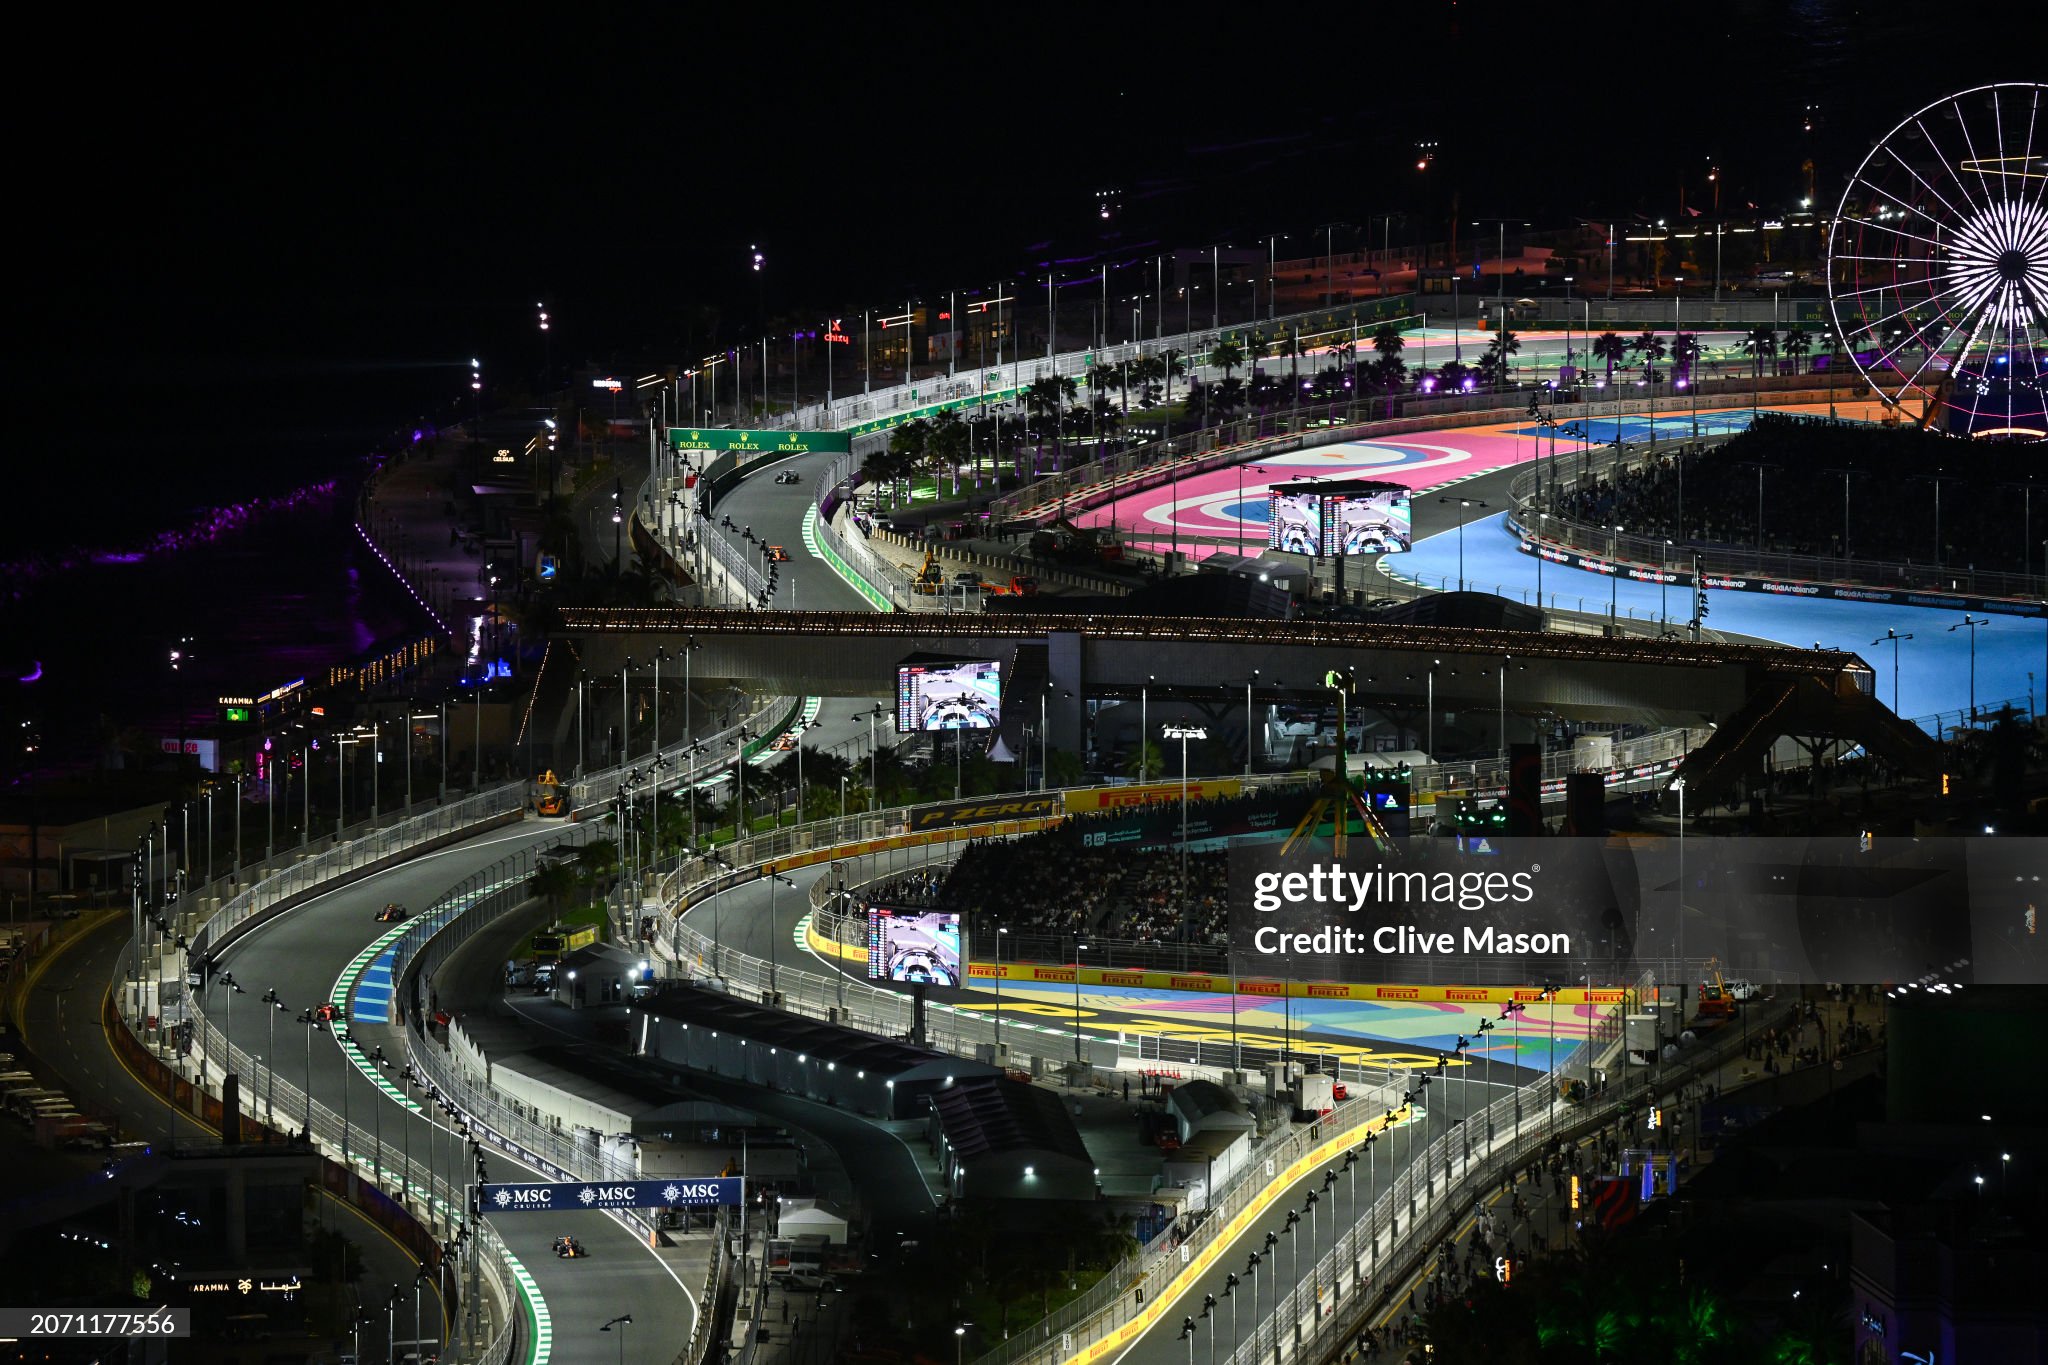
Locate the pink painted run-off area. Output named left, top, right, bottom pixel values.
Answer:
left=1075, top=398, right=1873, bottom=561
left=1072, top=417, right=1552, bottom=561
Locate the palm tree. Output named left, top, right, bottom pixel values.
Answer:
left=1122, top=740, right=1163, bottom=782
left=1435, top=359, right=1474, bottom=393
left=1329, top=337, right=1357, bottom=394
left=1591, top=331, right=1630, bottom=383
left=1209, top=337, right=1245, bottom=381
left=1478, top=330, right=1522, bottom=389
left=1085, top=362, right=1122, bottom=407
left=1127, top=355, right=1165, bottom=411
left=1024, top=374, right=1077, bottom=469
left=885, top=419, right=931, bottom=503
left=1743, top=327, right=1778, bottom=379
left=929, top=409, right=968, bottom=494
left=1370, top=322, right=1406, bottom=363
left=1780, top=327, right=1813, bottom=373
left=1245, top=331, right=1271, bottom=371
left=1369, top=354, right=1409, bottom=414
left=1212, top=375, right=1248, bottom=420
left=1276, top=328, right=1304, bottom=396
left=529, top=859, right=577, bottom=915
left=1669, top=331, right=1701, bottom=384
left=1631, top=330, right=1668, bottom=391
left=1158, top=348, right=1189, bottom=405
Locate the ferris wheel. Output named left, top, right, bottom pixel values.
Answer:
left=1827, top=82, right=2048, bottom=438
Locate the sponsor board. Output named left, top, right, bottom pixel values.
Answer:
left=1063, top=779, right=1244, bottom=814
left=481, top=1177, right=744, bottom=1211
left=1515, top=535, right=2042, bottom=618
left=904, top=794, right=1063, bottom=830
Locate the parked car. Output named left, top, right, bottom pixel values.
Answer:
left=774, top=1270, right=838, bottom=1292
left=1725, top=979, right=1763, bottom=1002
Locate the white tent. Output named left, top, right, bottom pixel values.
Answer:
left=776, top=1198, right=849, bottom=1245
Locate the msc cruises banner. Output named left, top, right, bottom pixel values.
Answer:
left=481, top=1177, right=744, bottom=1212
left=1229, top=837, right=2047, bottom=985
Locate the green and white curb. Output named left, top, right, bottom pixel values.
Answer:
left=803, top=504, right=893, bottom=612
left=509, top=1251, right=551, bottom=1365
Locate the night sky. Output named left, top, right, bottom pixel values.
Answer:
left=15, top=4, right=2019, bottom=545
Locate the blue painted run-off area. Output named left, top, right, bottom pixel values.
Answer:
left=351, top=948, right=396, bottom=1023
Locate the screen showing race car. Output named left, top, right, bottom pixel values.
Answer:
left=896, top=660, right=1002, bottom=732
left=1321, top=487, right=1412, bottom=556
left=865, top=906, right=962, bottom=986
left=1266, top=490, right=1323, bottom=556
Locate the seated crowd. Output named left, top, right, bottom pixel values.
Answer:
left=913, top=837, right=1232, bottom=946
left=1550, top=414, right=2035, bottom=573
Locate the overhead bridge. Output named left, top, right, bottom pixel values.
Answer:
left=556, top=608, right=1876, bottom=751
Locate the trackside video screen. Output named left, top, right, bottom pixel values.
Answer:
left=865, top=906, right=962, bottom=985
left=1267, top=490, right=1322, bottom=556
left=1322, top=487, right=1412, bottom=555
left=896, top=660, right=1001, bottom=732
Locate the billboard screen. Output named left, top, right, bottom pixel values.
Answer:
left=1322, top=487, right=1412, bottom=556
left=896, top=660, right=1002, bottom=732
left=1267, top=490, right=1322, bottom=556
left=865, top=906, right=963, bottom=985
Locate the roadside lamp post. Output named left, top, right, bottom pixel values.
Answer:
left=215, top=972, right=244, bottom=1087
left=297, top=1009, right=323, bottom=1140
left=1948, top=615, right=1986, bottom=720
left=1164, top=723, right=1207, bottom=919
left=993, top=925, right=1008, bottom=1050
left=1610, top=525, right=1626, bottom=627
left=849, top=705, right=886, bottom=810
left=764, top=868, right=796, bottom=999
left=261, top=990, right=283, bottom=1123
left=1437, top=497, right=1489, bottom=592
left=1871, top=630, right=1913, bottom=714
left=1178, top=1317, right=1196, bottom=1365
left=1072, top=941, right=1090, bottom=1062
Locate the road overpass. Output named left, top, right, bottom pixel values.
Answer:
left=556, top=607, right=1876, bottom=751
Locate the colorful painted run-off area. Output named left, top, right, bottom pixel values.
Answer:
left=973, top=977, right=1600, bottom=1078
left=1076, top=398, right=2044, bottom=725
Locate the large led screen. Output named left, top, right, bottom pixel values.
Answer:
left=865, top=906, right=962, bottom=985
left=1267, top=490, right=1322, bottom=556
left=896, top=660, right=1002, bottom=732
left=1322, top=487, right=1412, bottom=555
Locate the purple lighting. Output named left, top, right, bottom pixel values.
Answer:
left=18, top=660, right=41, bottom=683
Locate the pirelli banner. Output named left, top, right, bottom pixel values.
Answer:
left=901, top=794, right=1064, bottom=831
left=960, top=959, right=1626, bottom=1005
left=1062, top=779, right=1243, bottom=814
